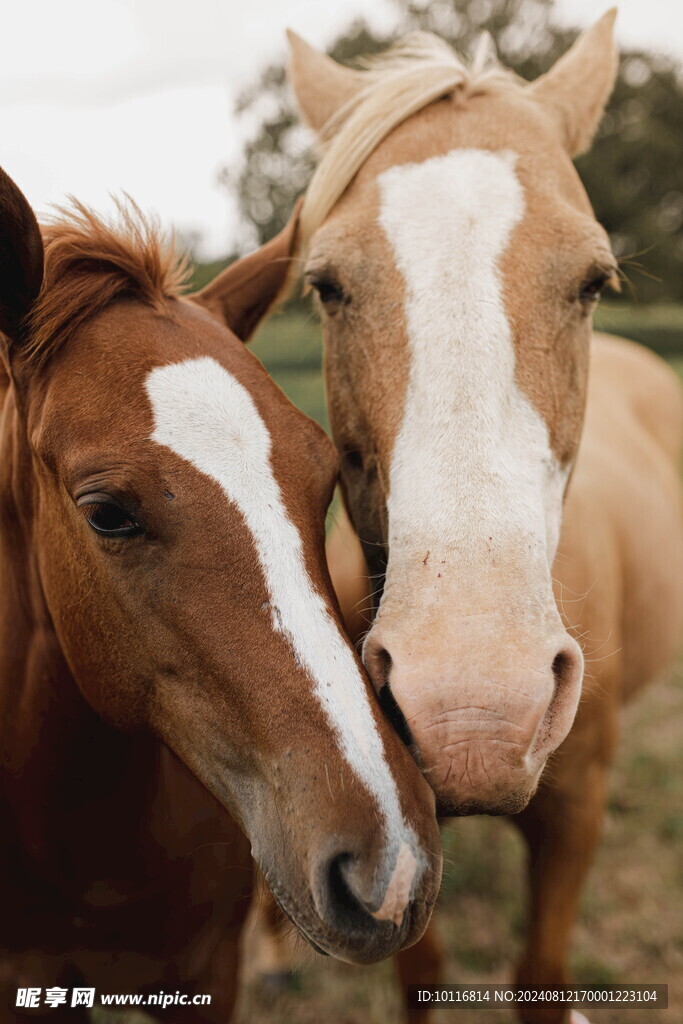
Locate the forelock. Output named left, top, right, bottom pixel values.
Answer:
left=24, top=196, right=191, bottom=367
left=299, top=31, right=522, bottom=255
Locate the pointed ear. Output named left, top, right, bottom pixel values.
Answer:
left=193, top=201, right=300, bottom=343
left=287, top=29, right=366, bottom=136
left=529, top=9, right=618, bottom=157
left=0, top=166, right=44, bottom=344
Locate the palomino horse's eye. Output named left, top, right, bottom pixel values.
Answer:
left=343, top=448, right=364, bottom=471
left=80, top=501, right=142, bottom=538
left=578, top=272, right=610, bottom=305
left=307, top=275, right=347, bottom=313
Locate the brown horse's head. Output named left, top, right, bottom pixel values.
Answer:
left=0, top=170, right=441, bottom=961
left=290, top=13, right=620, bottom=814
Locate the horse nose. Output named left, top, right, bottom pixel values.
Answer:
left=363, top=628, right=584, bottom=755
left=310, top=838, right=421, bottom=961
left=363, top=623, right=585, bottom=812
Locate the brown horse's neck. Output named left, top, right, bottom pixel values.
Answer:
left=0, top=383, right=153, bottom=868
left=0, top=382, right=80, bottom=750
left=0, top=383, right=240, bottom=926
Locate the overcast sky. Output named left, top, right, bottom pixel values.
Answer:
left=1, top=0, right=681, bottom=259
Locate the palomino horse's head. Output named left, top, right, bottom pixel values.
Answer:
left=289, top=13, right=620, bottom=814
left=0, top=169, right=441, bottom=961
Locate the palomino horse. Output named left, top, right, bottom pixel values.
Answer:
left=287, top=10, right=683, bottom=1024
left=0, top=167, right=442, bottom=1022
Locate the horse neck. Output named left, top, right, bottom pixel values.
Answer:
left=0, top=384, right=111, bottom=781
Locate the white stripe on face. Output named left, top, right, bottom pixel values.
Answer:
left=145, top=357, right=412, bottom=853
left=377, top=149, right=566, bottom=589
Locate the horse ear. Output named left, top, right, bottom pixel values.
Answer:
left=287, top=29, right=366, bottom=136
left=193, top=200, right=300, bottom=343
left=529, top=9, right=618, bottom=157
left=0, top=166, right=44, bottom=345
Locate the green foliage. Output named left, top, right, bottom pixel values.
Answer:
left=595, top=301, right=683, bottom=355
left=224, top=0, right=683, bottom=301
left=189, top=256, right=233, bottom=292
left=250, top=308, right=328, bottom=430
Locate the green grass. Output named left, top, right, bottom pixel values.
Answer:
left=250, top=308, right=327, bottom=429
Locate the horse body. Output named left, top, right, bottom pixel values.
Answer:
left=559, top=334, right=683, bottom=704
left=511, top=332, right=683, bottom=1010
left=1, top=717, right=249, bottom=1014
left=288, top=13, right=683, bottom=1023
left=0, top=170, right=442, bottom=1019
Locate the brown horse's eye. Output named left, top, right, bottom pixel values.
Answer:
left=82, top=501, right=142, bottom=538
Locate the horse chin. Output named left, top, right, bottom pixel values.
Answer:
left=262, top=869, right=430, bottom=966
left=435, top=772, right=544, bottom=818
left=437, top=791, right=532, bottom=817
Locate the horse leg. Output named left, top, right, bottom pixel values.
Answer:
left=394, top=919, right=445, bottom=1024
left=512, top=748, right=611, bottom=1024
left=154, top=931, right=242, bottom=1024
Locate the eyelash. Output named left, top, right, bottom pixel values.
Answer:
left=78, top=500, right=143, bottom=538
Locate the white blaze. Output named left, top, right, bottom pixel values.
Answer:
left=377, top=149, right=566, bottom=590
left=145, top=357, right=415, bottom=874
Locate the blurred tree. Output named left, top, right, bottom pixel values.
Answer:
left=222, top=0, right=683, bottom=301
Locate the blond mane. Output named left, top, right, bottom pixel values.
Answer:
left=26, top=198, right=190, bottom=366
left=300, top=32, right=521, bottom=252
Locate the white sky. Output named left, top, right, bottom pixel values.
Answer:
left=1, top=0, right=680, bottom=259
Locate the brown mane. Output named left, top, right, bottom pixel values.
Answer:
left=25, top=197, right=191, bottom=366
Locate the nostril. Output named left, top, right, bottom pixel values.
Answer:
left=317, top=849, right=387, bottom=940
left=363, top=637, right=392, bottom=692
left=326, top=852, right=365, bottom=929
left=378, top=682, right=415, bottom=750
left=531, top=639, right=585, bottom=761
left=551, top=641, right=584, bottom=692
left=552, top=650, right=570, bottom=685
left=363, top=640, right=415, bottom=750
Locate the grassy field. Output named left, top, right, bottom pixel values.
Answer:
left=233, top=303, right=683, bottom=1023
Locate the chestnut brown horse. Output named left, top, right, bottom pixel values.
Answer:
left=287, top=11, right=683, bottom=1024
left=0, top=167, right=442, bottom=1022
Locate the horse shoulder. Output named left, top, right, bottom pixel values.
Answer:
left=591, top=332, right=683, bottom=465
left=558, top=333, right=683, bottom=704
